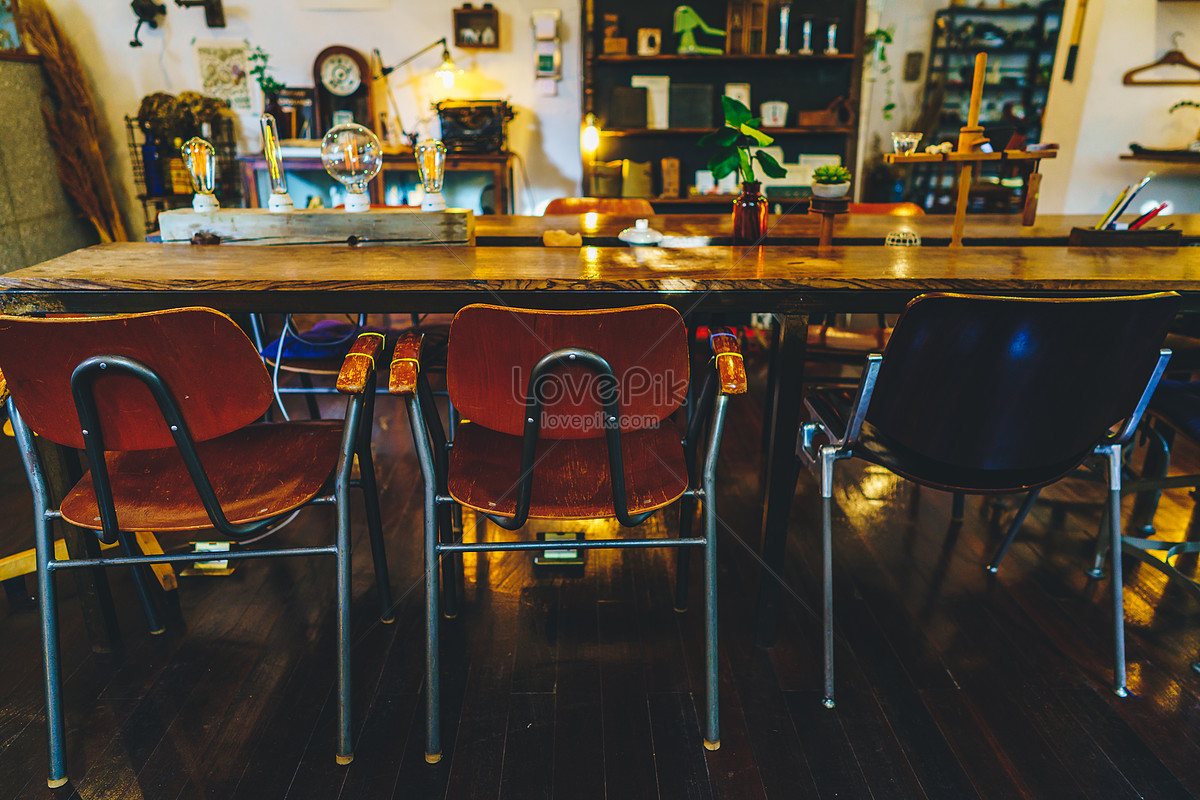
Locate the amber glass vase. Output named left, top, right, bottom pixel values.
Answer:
left=732, top=181, right=768, bottom=245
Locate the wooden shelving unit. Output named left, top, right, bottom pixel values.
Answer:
left=582, top=0, right=866, bottom=209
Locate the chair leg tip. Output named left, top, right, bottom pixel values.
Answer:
left=425, top=752, right=443, bottom=764
left=47, top=776, right=68, bottom=789
left=336, top=753, right=354, bottom=765
left=380, top=615, right=395, bottom=625
left=985, top=565, right=998, bottom=575
left=673, top=604, right=687, bottom=614
left=703, top=739, right=720, bottom=751
left=1088, top=569, right=1105, bottom=579
left=1113, top=685, right=1129, bottom=698
left=822, top=697, right=836, bottom=709
left=149, top=627, right=166, bottom=636
left=442, top=612, right=457, bottom=620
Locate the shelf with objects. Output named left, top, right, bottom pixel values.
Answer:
left=903, top=0, right=1063, bottom=214
left=581, top=0, right=866, bottom=211
left=125, top=96, right=241, bottom=233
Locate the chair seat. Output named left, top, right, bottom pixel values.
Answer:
left=61, top=421, right=344, bottom=532
left=808, top=388, right=1089, bottom=495
left=448, top=421, right=688, bottom=520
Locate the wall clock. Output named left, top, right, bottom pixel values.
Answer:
left=312, top=45, right=375, bottom=137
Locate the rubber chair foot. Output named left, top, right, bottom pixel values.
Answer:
left=673, top=605, right=687, bottom=614
left=703, top=739, right=721, bottom=751
left=985, top=565, right=998, bottom=575
left=822, top=697, right=836, bottom=709
left=425, top=752, right=443, bottom=764
left=336, top=753, right=354, bottom=765
left=47, top=776, right=68, bottom=789
left=381, top=615, right=395, bottom=625
left=443, top=612, right=457, bottom=620
left=1088, top=569, right=1105, bottom=579
left=149, top=627, right=167, bottom=636
left=1112, top=686, right=1129, bottom=698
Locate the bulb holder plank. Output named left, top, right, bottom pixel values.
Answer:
left=158, top=207, right=475, bottom=246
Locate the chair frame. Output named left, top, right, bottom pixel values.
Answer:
left=7, top=320, right=391, bottom=787
left=795, top=308, right=1173, bottom=706
left=391, top=317, right=745, bottom=762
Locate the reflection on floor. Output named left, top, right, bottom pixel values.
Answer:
left=0, top=340, right=1198, bottom=799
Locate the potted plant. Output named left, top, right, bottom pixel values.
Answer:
left=248, top=46, right=286, bottom=120
left=1169, top=100, right=1200, bottom=152
left=812, top=165, right=852, bottom=199
left=700, top=96, right=787, bottom=244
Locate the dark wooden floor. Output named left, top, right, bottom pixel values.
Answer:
left=2, top=344, right=1200, bottom=799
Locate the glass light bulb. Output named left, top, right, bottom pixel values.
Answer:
left=181, top=137, right=216, bottom=195
left=260, top=114, right=288, bottom=196
left=581, top=114, right=600, bottom=153
left=415, top=139, right=446, bottom=194
left=436, top=56, right=456, bottom=89
left=321, top=123, right=383, bottom=211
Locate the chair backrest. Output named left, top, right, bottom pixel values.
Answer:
left=544, top=197, right=656, bottom=216
left=865, top=292, right=1180, bottom=474
left=0, top=308, right=273, bottom=450
left=847, top=202, right=925, bottom=216
left=447, top=304, right=688, bottom=439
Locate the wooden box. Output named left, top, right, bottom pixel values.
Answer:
left=158, top=208, right=475, bottom=246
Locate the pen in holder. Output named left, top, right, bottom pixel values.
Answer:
left=260, top=114, right=294, bottom=213
left=416, top=139, right=447, bottom=212
left=181, top=137, right=219, bottom=213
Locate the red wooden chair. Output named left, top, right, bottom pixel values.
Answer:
left=0, top=308, right=393, bottom=787
left=390, top=304, right=746, bottom=763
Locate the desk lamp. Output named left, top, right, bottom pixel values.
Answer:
left=379, top=37, right=457, bottom=89
left=181, top=137, right=218, bottom=212
left=260, top=114, right=294, bottom=212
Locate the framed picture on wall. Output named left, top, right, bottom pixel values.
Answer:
left=0, top=0, right=22, bottom=54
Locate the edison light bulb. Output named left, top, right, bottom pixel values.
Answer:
left=415, top=139, right=447, bottom=211
left=260, top=113, right=293, bottom=212
left=581, top=113, right=600, bottom=153
left=181, top=137, right=219, bottom=212
left=321, top=123, right=383, bottom=213
left=435, top=56, right=456, bottom=89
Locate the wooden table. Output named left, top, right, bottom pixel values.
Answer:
left=476, top=213, right=1200, bottom=247
left=7, top=243, right=1200, bottom=646
left=238, top=152, right=516, bottom=213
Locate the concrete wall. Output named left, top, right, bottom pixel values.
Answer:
left=0, top=58, right=99, bottom=273
left=41, top=0, right=583, bottom=236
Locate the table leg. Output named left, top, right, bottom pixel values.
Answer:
left=755, top=312, right=808, bottom=647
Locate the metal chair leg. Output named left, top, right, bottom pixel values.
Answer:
left=987, top=488, right=1041, bottom=574
left=821, top=449, right=836, bottom=709
left=335, top=453, right=354, bottom=765
left=115, top=531, right=164, bottom=635
left=701, top=398, right=726, bottom=752
left=424, top=482, right=442, bottom=763
left=36, top=511, right=68, bottom=787
left=1105, top=445, right=1129, bottom=697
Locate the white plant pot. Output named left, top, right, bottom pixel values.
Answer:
left=812, top=182, right=850, bottom=199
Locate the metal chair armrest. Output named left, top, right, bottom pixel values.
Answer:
left=336, top=332, right=386, bottom=394
left=1111, top=348, right=1172, bottom=446
left=388, top=331, right=425, bottom=396
left=709, top=328, right=747, bottom=395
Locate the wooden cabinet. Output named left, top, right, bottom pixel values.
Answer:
left=582, top=0, right=866, bottom=209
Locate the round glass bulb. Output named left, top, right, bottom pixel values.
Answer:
left=321, top=123, right=383, bottom=198
left=181, top=137, right=216, bottom=195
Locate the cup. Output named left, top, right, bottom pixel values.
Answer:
left=891, top=131, right=922, bottom=155
left=760, top=101, right=789, bottom=128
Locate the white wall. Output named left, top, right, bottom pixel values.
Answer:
left=1040, top=0, right=1200, bottom=215
left=45, top=0, right=583, bottom=236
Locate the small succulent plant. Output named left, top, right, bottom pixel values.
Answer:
left=813, top=165, right=852, bottom=185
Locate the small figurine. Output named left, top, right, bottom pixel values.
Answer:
left=674, top=5, right=725, bottom=55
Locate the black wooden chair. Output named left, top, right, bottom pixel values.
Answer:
left=789, top=292, right=1179, bottom=707
left=0, top=308, right=394, bottom=787
left=390, top=303, right=746, bottom=763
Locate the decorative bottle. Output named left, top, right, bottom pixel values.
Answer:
left=732, top=181, right=767, bottom=245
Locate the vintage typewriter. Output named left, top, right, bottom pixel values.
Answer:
left=435, top=100, right=515, bottom=153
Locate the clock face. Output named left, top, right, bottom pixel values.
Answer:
left=320, top=54, right=362, bottom=96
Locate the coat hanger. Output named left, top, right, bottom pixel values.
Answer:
left=1123, top=32, right=1200, bottom=86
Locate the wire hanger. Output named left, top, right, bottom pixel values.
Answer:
left=1123, top=32, right=1200, bottom=86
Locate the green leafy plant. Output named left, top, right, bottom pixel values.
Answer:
left=248, top=46, right=285, bottom=97
left=813, top=165, right=851, bottom=185
left=865, top=27, right=895, bottom=120
left=699, top=96, right=787, bottom=183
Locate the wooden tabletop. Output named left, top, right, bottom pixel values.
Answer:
left=475, top=214, right=1199, bottom=246
left=5, top=242, right=1200, bottom=315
